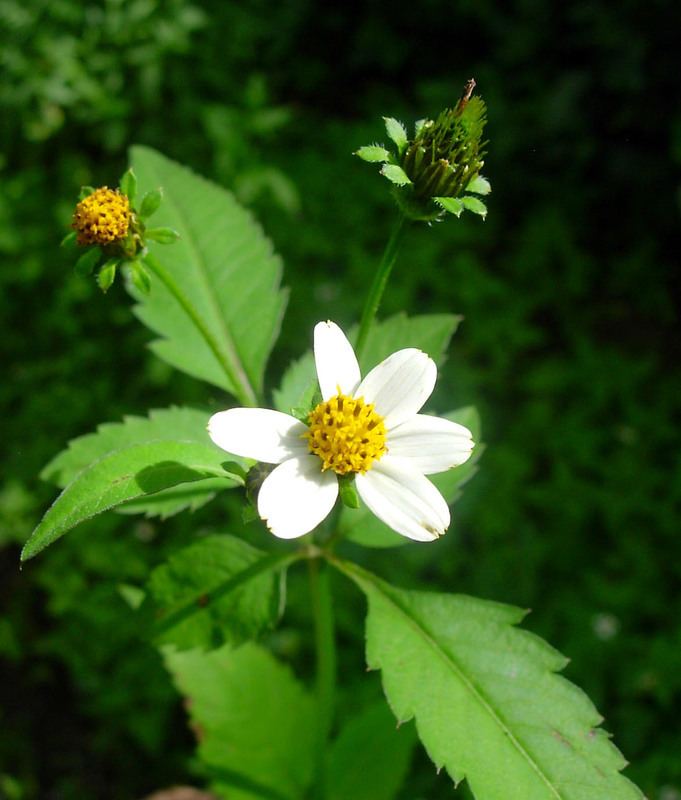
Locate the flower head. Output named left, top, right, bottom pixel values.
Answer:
left=355, top=79, right=490, bottom=222
left=208, top=322, right=474, bottom=541
left=72, top=187, right=131, bottom=246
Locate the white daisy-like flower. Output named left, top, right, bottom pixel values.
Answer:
left=208, top=321, right=474, bottom=542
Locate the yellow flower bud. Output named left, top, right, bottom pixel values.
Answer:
left=72, top=187, right=131, bottom=247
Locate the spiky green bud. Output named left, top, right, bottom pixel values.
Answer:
left=356, top=79, right=491, bottom=222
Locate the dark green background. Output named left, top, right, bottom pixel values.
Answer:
left=1, top=1, right=680, bottom=797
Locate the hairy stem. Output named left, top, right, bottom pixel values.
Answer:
left=354, top=214, right=408, bottom=361
left=308, top=557, right=336, bottom=799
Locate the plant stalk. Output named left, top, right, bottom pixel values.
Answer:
left=308, top=557, right=336, bottom=799
left=354, top=213, right=408, bottom=361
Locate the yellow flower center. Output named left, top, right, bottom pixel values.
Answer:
left=305, top=393, right=387, bottom=475
left=72, top=187, right=131, bottom=246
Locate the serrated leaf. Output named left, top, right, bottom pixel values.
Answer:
left=22, top=441, right=242, bottom=560
left=355, top=145, right=392, bottom=163
left=380, top=164, right=412, bottom=186
left=462, top=195, right=488, bottom=218
left=342, top=407, right=482, bottom=548
left=338, top=562, right=644, bottom=800
left=435, top=196, right=464, bottom=217
left=466, top=175, right=492, bottom=195
left=147, top=535, right=290, bottom=651
left=327, top=702, right=416, bottom=800
left=42, top=407, right=240, bottom=519
left=130, top=146, right=287, bottom=404
left=383, top=117, right=408, bottom=153
left=165, top=642, right=316, bottom=800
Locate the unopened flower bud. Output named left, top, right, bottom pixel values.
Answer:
left=356, top=79, right=491, bottom=222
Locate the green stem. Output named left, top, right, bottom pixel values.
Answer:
left=142, top=252, right=257, bottom=407
left=308, top=557, right=336, bottom=799
left=354, top=213, right=408, bottom=361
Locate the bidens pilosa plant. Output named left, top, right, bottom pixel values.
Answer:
left=23, top=83, right=644, bottom=800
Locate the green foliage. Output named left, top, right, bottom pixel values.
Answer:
left=22, top=440, right=242, bottom=560
left=383, top=117, right=408, bottom=154
left=327, top=702, right=416, bottom=800
left=146, top=535, right=290, bottom=651
left=165, top=642, right=316, bottom=800
left=340, top=560, right=643, bottom=800
left=130, top=146, right=288, bottom=403
left=42, top=406, right=240, bottom=518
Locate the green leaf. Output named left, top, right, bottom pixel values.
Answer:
left=138, top=187, right=163, bottom=219
left=144, top=226, right=180, bottom=244
left=327, top=702, right=416, bottom=800
left=41, top=406, right=240, bottom=519
left=130, top=146, right=288, bottom=404
left=74, top=247, right=101, bottom=276
left=380, top=164, right=412, bottom=186
left=22, top=441, right=242, bottom=560
left=165, top=642, right=316, bottom=800
left=97, top=259, right=117, bottom=292
left=147, top=535, right=291, bottom=651
left=337, top=561, right=644, bottom=800
left=342, top=407, right=482, bottom=548
left=272, top=351, right=317, bottom=417
left=466, top=175, right=492, bottom=195
left=60, top=231, right=77, bottom=248
left=435, top=196, right=464, bottom=217
left=78, top=185, right=95, bottom=201
left=119, top=167, right=137, bottom=202
left=351, top=311, right=461, bottom=374
left=355, top=145, right=392, bottom=163
left=462, top=195, right=488, bottom=218
left=129, top=260, right=151, bottom=295
left=383, top=117, right=408, bottom=153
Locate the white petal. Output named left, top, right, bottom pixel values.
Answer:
left=387, top=414, right=475, bottom=474
left=355, top=456, right=450, bottom=542
left=314, top=320, right=361, bottom=401
left=356, top=349, right=437, bottom=429
left=208, top=408, right=308, bottom=464
left=258, top=455, right=338, bottom=539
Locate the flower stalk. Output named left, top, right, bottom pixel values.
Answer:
left=354, top=213, right=408, bottom=362
left=308, top=557, right=336, bottom=800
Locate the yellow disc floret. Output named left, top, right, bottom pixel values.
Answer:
left=72, top=187, right=131, bottom=246
left=306, top=393, right=387, bottom=475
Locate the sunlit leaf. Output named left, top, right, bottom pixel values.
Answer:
left=338, top=561, right=644, bottom=800
left=22, top=441, right=242, bottom=560
left=42, top=407, right=241, bottom=519
left=130, top=146, right=288, bottom=404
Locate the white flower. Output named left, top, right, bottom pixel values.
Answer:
left=208, top=321, right=474, bottom=541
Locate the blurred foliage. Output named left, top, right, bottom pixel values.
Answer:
left=1, top=0, right=680, bottom=798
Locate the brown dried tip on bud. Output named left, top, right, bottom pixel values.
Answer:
left=72, top=187, right=131, bottom=246
left=457, top=78, right=476, bottom=111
